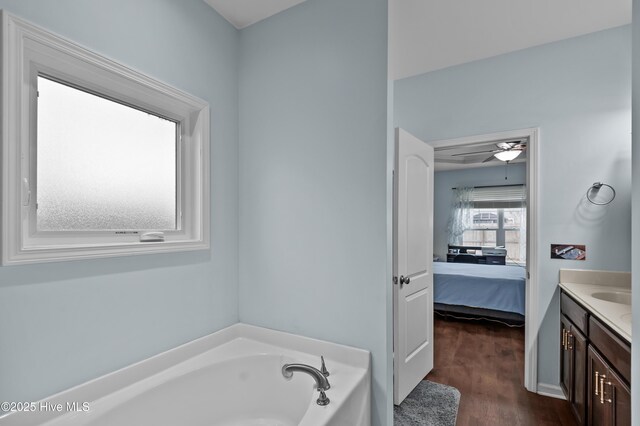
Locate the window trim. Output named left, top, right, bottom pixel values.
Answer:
left=2, top=12, right=210, bottom=265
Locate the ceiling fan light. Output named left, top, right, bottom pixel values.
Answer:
left=494, top=150, right=522, bottom=162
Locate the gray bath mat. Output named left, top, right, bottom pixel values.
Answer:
left=394, top=380, right=461, bottom=426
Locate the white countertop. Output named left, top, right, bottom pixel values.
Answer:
left=559, top=269, right=631, bottom=343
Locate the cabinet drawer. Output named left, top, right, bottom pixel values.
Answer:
left=561, top=292, right=588, bottom=334
left=589, top=316, right=631, bottom=384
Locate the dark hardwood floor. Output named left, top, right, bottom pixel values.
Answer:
left=425, top=317, right=578, bottom=426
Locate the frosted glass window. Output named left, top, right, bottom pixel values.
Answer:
left=36, top=76, right=177, bottom=231
left=3, top=15, right=209, bottom=265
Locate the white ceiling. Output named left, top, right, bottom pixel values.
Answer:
left=204, top=0, right=306, bottom=29
left=203, top=0, right=631, bottom=80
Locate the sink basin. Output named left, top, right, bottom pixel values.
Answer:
left=591, top=291, right=631, bottom=305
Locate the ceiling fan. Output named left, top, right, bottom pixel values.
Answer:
left=490, top=141, right=526, bottom=162
left=450, top=140, right=527, bottom=163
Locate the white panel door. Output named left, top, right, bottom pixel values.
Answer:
left=393, top=128, right=434, bottom=405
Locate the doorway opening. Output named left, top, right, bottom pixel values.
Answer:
left=426, top=128, right=539, bottom=392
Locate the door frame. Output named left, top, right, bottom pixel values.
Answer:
left=424, top=127, right=540, bottom=393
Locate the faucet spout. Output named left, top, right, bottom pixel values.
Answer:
left=282, top=363, right=331, bottom=391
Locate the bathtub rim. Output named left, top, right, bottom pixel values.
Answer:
left=0, top=323, right=370, bottom=426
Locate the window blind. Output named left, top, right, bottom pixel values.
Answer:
left=471, top=185, right=526, bottom=208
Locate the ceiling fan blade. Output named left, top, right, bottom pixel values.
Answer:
left=482, top=155, right=496, bottom=163
left=496, top=140, right=525, bottom=150
left=434, top=158, right=466, bottom=164
left=451, top=149, right=499, bottom=157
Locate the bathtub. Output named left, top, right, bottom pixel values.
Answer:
left=0, top=324, right=370, bottom=426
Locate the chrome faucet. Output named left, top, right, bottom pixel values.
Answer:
left=282, top=359, right=331, bottom=406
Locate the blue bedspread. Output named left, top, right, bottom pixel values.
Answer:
left=433, top=262, right=526, bottom=315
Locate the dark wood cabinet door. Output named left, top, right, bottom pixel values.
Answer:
left=607, top=368, right=630, bottom=426
left=570, top=325, right=587, bottom=425
left=560, top=315, right=572, bottom=400
left=588, top=346, right=609, bottom=426
left=588, top=345, right=631, bottom=426
left=560, top=291, right=631, bottom=426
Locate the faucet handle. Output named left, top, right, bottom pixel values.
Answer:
left=320, top=355, right=330, bottom=377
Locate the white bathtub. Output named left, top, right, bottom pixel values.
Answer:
left=0, top=324, right=370, bottom=426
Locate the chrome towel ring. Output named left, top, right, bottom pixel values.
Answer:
left=586, top=182, right=615, bottom=205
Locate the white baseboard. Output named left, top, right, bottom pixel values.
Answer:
left=537, top=383, right=565, bottom=400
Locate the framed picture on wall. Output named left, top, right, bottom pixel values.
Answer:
left=550, top=244, right=586, bottom=260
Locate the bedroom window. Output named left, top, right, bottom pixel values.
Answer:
left=462, top=229, right=497, bottom=246
left=460, top=186, right=526, bottom=264
left=2, top=13, right=210, bottom=265
left=462, top=209, right=498, bottom=246
left=462, top=207, right=526, bottom=263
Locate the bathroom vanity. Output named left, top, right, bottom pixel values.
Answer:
left=558, top=269, right=631, bottom=426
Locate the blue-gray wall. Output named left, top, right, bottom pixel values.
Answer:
left=433, top=164, right=526, bottom=260
left=0, top=0, right=240, bottom=402
left=238, top=0, right=391, bottom=424
left=395, top=26, right=631, bottom=388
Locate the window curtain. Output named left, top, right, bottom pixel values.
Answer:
left=447, top=187, right=473, bottom=245
left=518, top=191, right=527, bottom=264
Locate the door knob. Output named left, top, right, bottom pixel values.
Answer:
left=400, top=275, right=411, bottom=285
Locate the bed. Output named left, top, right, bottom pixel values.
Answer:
left=433, top=262, right=526, bottom=325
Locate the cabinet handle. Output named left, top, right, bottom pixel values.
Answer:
left=594, top=371, right=599, bottom=396
left=562, top=329, right=566, bottom=350
left=599, top=375, right=606, bottom=404
left=605, top=382, right=613, bottom=404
